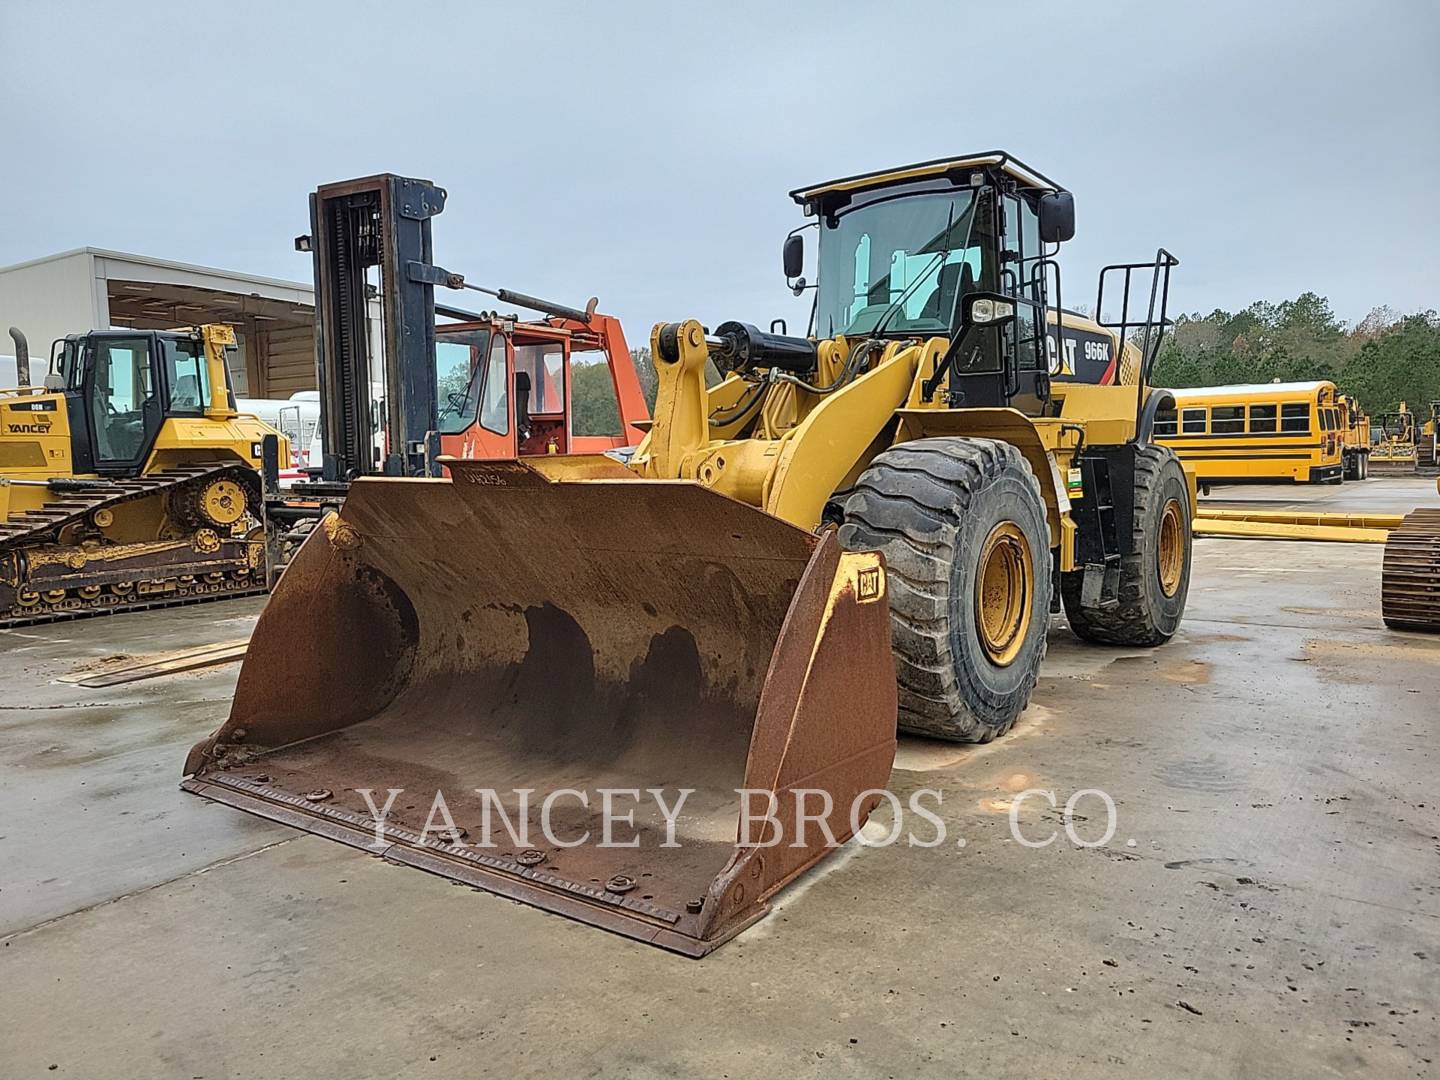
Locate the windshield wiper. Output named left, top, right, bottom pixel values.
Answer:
left=870, top=198, right=965, bottom=338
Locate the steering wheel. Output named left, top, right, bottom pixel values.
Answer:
left=105, top=400, right=119, bottom=417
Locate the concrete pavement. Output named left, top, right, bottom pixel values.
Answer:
left=1, top=477, right=1436, bottom=1078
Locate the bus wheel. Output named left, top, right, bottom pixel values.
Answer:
left=1062, top=445, right=1191, bottom=646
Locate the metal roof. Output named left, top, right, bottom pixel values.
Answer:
left=790, top=151, right=1062, bottom=206
left=0, top=247, right=311, bottom=296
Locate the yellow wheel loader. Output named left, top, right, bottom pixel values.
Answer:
left=0, top=324, right=286, bottom=626
left=185, top=152, right=1193, bottom=955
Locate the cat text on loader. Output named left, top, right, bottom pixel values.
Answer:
left=184, top=152, right=1191, bottom=956
left=0, top=324, right=286, bottom=627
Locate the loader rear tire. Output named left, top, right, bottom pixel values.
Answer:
left=1061, top=445, right=1190, bottom=646
left=840, top=437, right=1051, bottom=743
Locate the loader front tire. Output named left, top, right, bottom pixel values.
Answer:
left=1061, top=445, right=1190, bottom=646
left=840, top=437, right=1051, bottom=743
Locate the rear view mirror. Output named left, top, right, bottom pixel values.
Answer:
left=1038, top=191, right=1075, bottom=244
left=783, top=233, right=804, bottom=279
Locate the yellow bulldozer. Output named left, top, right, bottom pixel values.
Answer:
left=0, top=324, right=286, bottom=625
left=1370, top=403, right=1419, bottom=474
left=185, top=152, right=1193, bottom=955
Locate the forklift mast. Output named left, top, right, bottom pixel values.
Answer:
left=307, top=174, right=447, bottom=481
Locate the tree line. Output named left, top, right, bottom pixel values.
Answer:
left=1152, top=292, right=1440, bottom=416
left=570, top=293, right=1440, bottom=435
left=572, top=346, right=725, bottom=436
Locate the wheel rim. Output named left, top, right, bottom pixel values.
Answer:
left=975, top=521, right=1033, bottom=667
left=1158, top=499, right=1185, bottom=598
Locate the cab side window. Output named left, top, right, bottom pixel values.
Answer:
left=163, top=338, right=210, bottom=413
left=479, top=337, right=510, bottom=436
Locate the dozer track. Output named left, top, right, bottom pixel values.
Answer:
left=0, top=464, right=268, bottom=630
left=1381, top=508, right=1440, bottom=632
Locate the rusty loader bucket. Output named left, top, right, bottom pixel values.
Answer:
left=184, top=460, right=897, bottom=956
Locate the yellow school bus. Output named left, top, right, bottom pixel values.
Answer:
left=1154, top=381, right=1344, bottom=484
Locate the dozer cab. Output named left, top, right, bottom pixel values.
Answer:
left=186, top=152, right=1193, bottom=955
left=0, top=324, right=285, bottom=626
left=1370, top=405, right=1419, bottom=474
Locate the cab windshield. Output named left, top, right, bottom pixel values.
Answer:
left=814, top=189, right=981, bottom=339
left=435, top=329, right=493, bottom=435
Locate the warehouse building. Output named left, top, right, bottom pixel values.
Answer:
left=0, top=247, right=325, bottom=397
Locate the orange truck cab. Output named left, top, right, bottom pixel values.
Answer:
left=433, top=312, right=648, bottom=460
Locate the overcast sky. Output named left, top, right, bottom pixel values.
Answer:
left=3, top=1, right=1437, bottom=342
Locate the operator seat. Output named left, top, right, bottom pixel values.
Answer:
left=514, top=370, right=533, bottom=441
left=919, top=261, right=975, bottom=324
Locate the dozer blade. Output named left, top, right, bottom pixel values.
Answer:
left=184, top=460, right=897, bottom=956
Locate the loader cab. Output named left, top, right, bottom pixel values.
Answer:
left=796, top=158, right=1067, bottom=412
left=434, top=320, right=573, bottom=459
left=55, top=329, right=225, bottom=476
left=791, top=153, right=1173, bottom=416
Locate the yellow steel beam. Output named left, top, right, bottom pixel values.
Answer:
left=1196, top=508, right=1406, bottom=530
left=1193, top=518, right=1390, bottom=543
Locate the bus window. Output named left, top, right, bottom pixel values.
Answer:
left=1153, top=407, right=1178, bottom=437
left=1281, top=403, right=1310, bottom=433
left=1211, top=405, right=1244, bottom=434
left=1181, top=407, right=1206, bottom=434
left=1249, top=404, right=1277, bottom=433
left=1320, top=408, right=1337, bottom=430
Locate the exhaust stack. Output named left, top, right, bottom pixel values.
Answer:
left=7, top=327, right=29, bottom=386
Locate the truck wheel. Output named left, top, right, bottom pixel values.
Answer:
left=840, top=437, right=1051, bottom=743
left=1061, top=445, right=1190, bottom=646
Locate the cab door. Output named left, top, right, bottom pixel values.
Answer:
left=82, top=333, right=164, bottom=476
left=513, top=338, right=571, bottom=455
left=435, top=329, right=515, bottom=460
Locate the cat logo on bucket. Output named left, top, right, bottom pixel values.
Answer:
left=856, top=564, right=884, bottom=603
